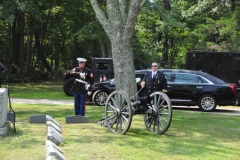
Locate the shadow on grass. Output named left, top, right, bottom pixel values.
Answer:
left=4, top=104, right=240, bottom=160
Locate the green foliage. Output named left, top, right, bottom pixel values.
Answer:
left=76, top=21, right=106, bottom=42
left=135, top=1, right=189, bottom=68
left=0, top=0, right=240, bottom=80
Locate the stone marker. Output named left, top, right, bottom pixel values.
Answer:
left=0, top=121, right=10, bottom=136
left=46, top=115, right=61, bottom=128
left=7, top=112, right=15, bottom=122
left=46, top=145, right=66, bottom=160
left=46, top=140, right=63, bottom=154
left=0, top=88, right=8, bottom=136
left=29, top=114, right=47, bottom=123
left=46, top=156, right=58, bottom=160
left=47, top=126, right=63, bottom=145
left=65, top=115, right=89, bottom=123
left=46, top=121, right=62, bottom=134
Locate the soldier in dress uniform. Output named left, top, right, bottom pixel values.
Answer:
left=72, top=58, right=94, bottom=116
left=140, top=62, right=167, bottom=96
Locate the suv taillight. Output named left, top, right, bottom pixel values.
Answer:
left=230, top=84, right=237, bottom=96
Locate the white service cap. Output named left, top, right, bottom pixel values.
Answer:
left=77, top=58, right=87, bottom=62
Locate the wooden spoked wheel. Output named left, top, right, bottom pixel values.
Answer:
left=104, top=90, right=132, bottom=134
left=144, top=91, right=172, bottom=135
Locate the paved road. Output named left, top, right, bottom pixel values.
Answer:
left=10, top=98, right=74, bottom=105
left=10, top=98, right=240, bottom=116
left=173, top=106, right=240, bottom=116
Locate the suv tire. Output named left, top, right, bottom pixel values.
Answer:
left=198, top=94, right=217, bottom=112
left=63, top=78, right=75, bottom=96
left=92, top=89, right=108, bottom=106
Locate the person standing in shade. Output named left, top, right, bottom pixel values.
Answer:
left=72, top=58, right=94, bottom=116
left=140, top=62, right=167, bottom=96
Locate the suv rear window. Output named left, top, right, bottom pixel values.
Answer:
left=166, top=73, right=199, bottom=83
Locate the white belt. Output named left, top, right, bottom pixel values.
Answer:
left=75, top=79, right=90, bottom=90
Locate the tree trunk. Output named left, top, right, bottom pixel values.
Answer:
left=90, top=0, right=141, bottom=97
left=25, top=17, right=34, bottom=74
left=11, top=14, right=24, bottom=73
left=231, top=0, right=235, bottom=11
left=34, top=29, right=52, bottom=72
left=112, top=38, right=136, bottom=97
left=98, top=38, right=105, bottom=57
left=11, top=18, right=18, bottom=73
left=162, top=0, right=171, bottom=62
left=19, top=11, right=25, bottom=71
left=10, top=0, right=25, bottom=73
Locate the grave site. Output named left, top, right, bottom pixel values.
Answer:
left=0, top=86, right=92, bottom=160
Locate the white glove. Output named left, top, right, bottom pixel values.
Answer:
left=80, top=73, right=85, bottom=79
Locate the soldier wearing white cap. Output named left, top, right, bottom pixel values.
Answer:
left=71, top=57, right=93, bottom=116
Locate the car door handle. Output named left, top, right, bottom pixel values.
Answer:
left=196, top=86, right=202, bottom=89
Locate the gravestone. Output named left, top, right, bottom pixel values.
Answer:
left=46, top=115, right=60, bottom=128
left=65, top=115, right=89, bottom=123
left=46, top=121, right=62, bottom=134
left=46, top=145, right=66, bottom=160
left=46, top=140, right=63, bottom=154
left=7, top=112, right=15, bottom=122
left=0, top=88, right=9, bottom=136
left=29, top=114, right=47, bottom=123
left=47, top=126, right=63, bottom=145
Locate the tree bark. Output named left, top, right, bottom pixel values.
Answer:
left=25, top=17, right=34, bottom=74
left=19, top=11, right=25, bottom=71
left=98, top=38, right=105, bottom=57
left=11, top=11, right=25, bottom=73
left=90, top=0, right=141, bottom=97
left=34, top=29, right=52, bottom=72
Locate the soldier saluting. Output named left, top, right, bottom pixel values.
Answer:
left=140, top=62, right=167, bottom=96
left=72, top=58, right=94, bottom=116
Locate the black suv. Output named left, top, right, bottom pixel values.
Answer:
left=91, top=69, right=240, bottom=112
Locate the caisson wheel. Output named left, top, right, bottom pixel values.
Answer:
left=144, top=91, right=172, bottom=135
left=105, top=90, right=132, bottom=134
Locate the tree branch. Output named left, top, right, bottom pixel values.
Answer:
left=90, top=0, right=111, bottom=37
left=124, top=0, right=141, bottom=41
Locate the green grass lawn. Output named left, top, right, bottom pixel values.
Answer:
left=0, top=104, right=240, bottom=160
left=1, top=80, right=73, bottom=100
left=0, top=80, right=240, bottom=160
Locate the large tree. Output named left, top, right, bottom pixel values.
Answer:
left=90, top=0, right=144, bottom=96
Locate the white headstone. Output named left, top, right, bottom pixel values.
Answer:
left=46, top=145, right=66, bottom=160
left=47, top=126, right=63, bottom=145
left=0, top=88, right=8, bottom=128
